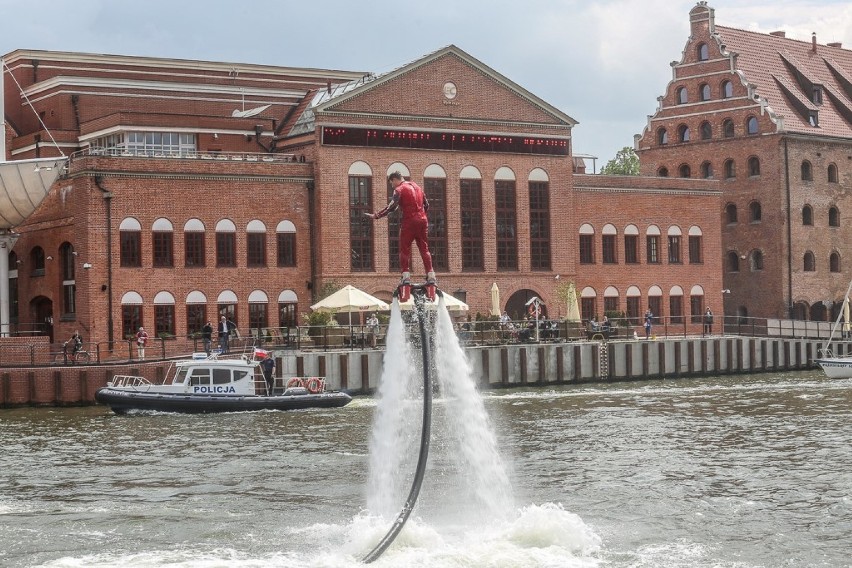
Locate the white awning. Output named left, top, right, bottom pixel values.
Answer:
left=0, top=158, right=67, bottom=229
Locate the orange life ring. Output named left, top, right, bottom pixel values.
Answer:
left=306, top=377, right=323, bottom=394
left=286, top=377, right=304, bottom=389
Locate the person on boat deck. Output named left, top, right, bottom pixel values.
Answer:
left=201, top=321, right=213, bottom=355
left=218, top=316, right=235, bottom=354
left=365, top=171, right=435, bottom=286
left=259, top=354, right=276, bottom=393
left=135, top=327, right=149, bottom=360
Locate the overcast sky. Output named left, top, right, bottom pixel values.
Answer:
left=2, top=0, right=851, bottom=169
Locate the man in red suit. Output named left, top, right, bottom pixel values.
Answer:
left=367, top=171, right=435, bottom=286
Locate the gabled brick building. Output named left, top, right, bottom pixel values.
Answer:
left=2, top=45, right=722, bottom=345
left=637, top=1, right=852, bottom=320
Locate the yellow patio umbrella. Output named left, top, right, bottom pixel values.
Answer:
left=490, top=282, right=501, bottom=317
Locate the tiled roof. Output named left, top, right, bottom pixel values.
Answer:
left=715, top=24, right=852, bottom=138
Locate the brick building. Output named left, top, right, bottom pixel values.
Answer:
left=2, top=45, right=722, bottom=345
left=637, top=1, right=852, bottom=320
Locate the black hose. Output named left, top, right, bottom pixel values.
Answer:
left=362, top=286, right=437, bottom=563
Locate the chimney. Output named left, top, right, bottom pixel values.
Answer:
left=769, top=31, right=786, bottom=38
left=812, top=32, right=817, bottom=52
left=828, top=41, right=842, bottom=48
left=327, top=80, right=332, bottom=95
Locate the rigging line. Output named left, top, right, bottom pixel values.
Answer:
left=2, top=60, right=66, bottom=157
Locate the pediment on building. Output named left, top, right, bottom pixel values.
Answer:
left=313, top=45, right=577, bottom=128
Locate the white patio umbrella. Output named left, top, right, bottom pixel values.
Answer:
left=399, top=290, right=469, bottom=312
left=310, top=285, right=390, bottom=327
left=490, top=282, right=501, bottom=317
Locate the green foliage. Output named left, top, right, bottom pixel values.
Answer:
left=303, top=310, right=333, bottom=327
left=600, top=146, right=640, bottom=176
left=315, top=279, right=342, bottom=303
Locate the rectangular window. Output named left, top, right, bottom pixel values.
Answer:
left=184, top=232, right=205, bottom=267
left=581, top=297, right=596, bottom=321
left=668, top=235, right=681, bottom=263
left=277, top=233, right=296, bottom=267
left=670, top=296, right=683, bottom=324
left=152, top=231, right=173, bottom=267
left=690, top=296, right=704, bottom=324
left=386, top=178, right=401, bottom=272
left=62, top=282, right=76, bottom=316
left=646, top=235, right=660, bottom=264
left=218, top=304, right=237, bottom=329
left=279, top=302, right=297, bottom=328
left=216, top=232, right=236, bottom=267
left=186, top=304, right=206, bottom=336
left=602, top=234, right=617, bottom=264
left=688, top=235, right=702, bottom=264
left=495, top=180, right=518, bottom=270
left=155, top=304, right=175, bottom=336
left=122, top=305, right=142, bottom=340
left=424, top=177, right=448, bottom=272
left=249, top=303, right=268, bottom=333
left=120, top=230, right=141, bottom=267
left=529, top=181, right=551, bottom=270
left=349, top=176, right=373, bottom=272
left=579, top=234, right=595, bottom=264
left=604, top=296, right=618, bottom=314
left=625, top=235, right=638, bottom=264
left=460, top=178, right=484, bottom=271
left=247, top=233, right=266, bottom=267
left=626, top=296, right=640, bottom=324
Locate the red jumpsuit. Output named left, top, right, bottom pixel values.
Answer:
left=374, top=180, right=434, bottom=275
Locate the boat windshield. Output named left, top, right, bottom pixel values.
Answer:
left=172, top=368, right=189, bottom=384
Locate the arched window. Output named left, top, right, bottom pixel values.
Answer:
left=726, top=203, right=738, bottom=224
left=248, top=290, right=270, bottom=332
left=749, top=201, right=762, bottom=222
left=646, top=225, right=661, bottom=264
left=679, top=164, right=691, bottom=178
left=186, top=290, right=207, bottom=335
left=152, top=218, right=174, bottom=268
left=579, top=224, right=595, bottom=264
left=658, top=167, right=669, bottom=177
left=153, top=291, right=176, bottom=336
left=603, top=286, right=620, bottom=313
left=829, top=206, right=840, bottom=227
left=121, top=291, right=143, bottom=338
left=276, top=220, right=297, bottom=267
left=801, top=160, right=813, bottom=181
left=698, top=43, right=709, bottom=61
left=751, top=250, right=764, bottom=271
left=828, top=163, right=838, bottom=183
left=677, top=86, right=688, bottom=104
left=602, top=224, right=618, bottom=264
left=278, top=289, right=299, bottom=328
left=624, top=224, right=639, bottom=264
left=528, top=168, right=551, bottom=271
left=580, top=287, right=597, bottom=321
left=119, top=217, right=142, bottom=268
left=701, top=161, right=713, bottom=178
left=461, top=165, right=484, bottom=271
left=657, top=128, right=668, bottom=145
left=493, top=166, right=515, bottom=271
left=215, top=219, right=237, bottom=267
left=727, top=251, right=740, bottom=272
left=60, top=242, right=76, bottom=316
left=746, top=116, right=759, bottom=134
left=830, top=251, right=841, bottom=273
left=699, top=83, right=711, bottom=101
left=678, top=124, right=690, bottom=142
left=350, top=161, right=374, bottom=272
left=700, top=121, right=712, bottom=140
left=802, top=205, right=813, bottom=226
left=688, top=226, right=703, bottom=264
left=722, top=80, right=733, bottom=98
left=669, top=285, right=684, bottom=324
left=246, top=220, right=267, bottom=267
left=804, top=251, right=816, bottom=272
left=724, top=159, right=736, bottom=179
left=748, top=156, right=761, bottom=176
left=723, top=119, right=735, bottom=138
left=667, top=226, right=683, bottom=263
left=184, top=218, right=205, bottom=268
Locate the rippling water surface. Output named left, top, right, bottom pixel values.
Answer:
left=2, top=370, right=851, bottom=567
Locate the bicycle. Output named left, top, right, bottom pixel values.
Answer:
left=54, top=341, right=92, bottom=364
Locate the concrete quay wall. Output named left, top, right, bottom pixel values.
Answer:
left=1, top=336, right=845, bottom=408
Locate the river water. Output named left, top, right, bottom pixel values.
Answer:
left=2, top=367, right=851, bottom=567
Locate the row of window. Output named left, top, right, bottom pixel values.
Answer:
left=659, top=157, right=839, bottom=184
left=724, top=202, right=841, bottom=227
left=657, top=116, right=758, bottom=147
left=118, top=218, right=297, bottom=268
left=675, top=79, right=736, bottom=105
left=348, top=161, right=552, bottom=273
left=579, top=284, right=707, bottom=323
left=119, top=290, right=301, bottom=339
left=577, top=224, right=704, bottom=265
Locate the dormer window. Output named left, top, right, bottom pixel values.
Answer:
left=812, top=86, right=823, bottom=105
left=809, top=111, right=819, bottom=127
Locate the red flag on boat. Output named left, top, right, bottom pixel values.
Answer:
left=253, top=347, right=269, bottom=359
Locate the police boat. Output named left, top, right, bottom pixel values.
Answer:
left=95, top=351, right=352, bottom=414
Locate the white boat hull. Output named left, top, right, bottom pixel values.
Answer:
left=815, top=357, right=852, bottom=379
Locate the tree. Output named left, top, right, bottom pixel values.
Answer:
left=600, top=146, right=639, bottom=175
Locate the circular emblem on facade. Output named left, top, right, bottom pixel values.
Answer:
left=442, top=82, right=458, bottom=100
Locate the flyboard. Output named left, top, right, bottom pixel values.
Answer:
left=362, top=280, right=438, bottom=564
